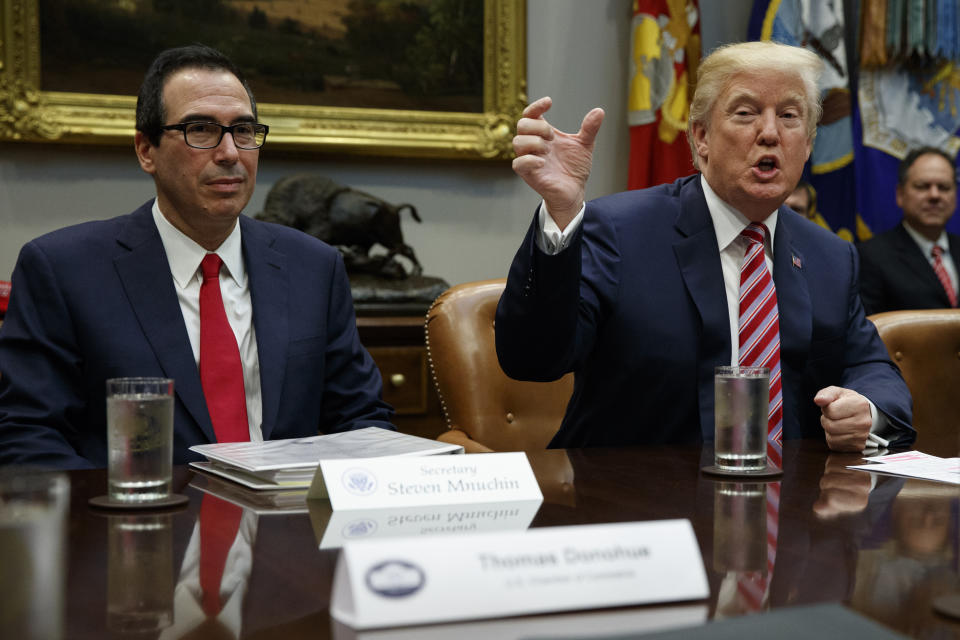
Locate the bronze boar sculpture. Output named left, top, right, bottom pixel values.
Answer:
left=256, top=174, right=448, bottom=310
left=257, top=174, right=424, bottom=279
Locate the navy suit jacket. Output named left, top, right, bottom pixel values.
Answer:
left=857, top=223, right=960, bottom=315
left=0, top=201, right=394, bottom=469
left=496, top=176, right=914, bottom=448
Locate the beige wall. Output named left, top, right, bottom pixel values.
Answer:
left=0, top=0, right=749, bottom=285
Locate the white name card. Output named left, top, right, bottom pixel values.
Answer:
left=308, top=451, right=543, bottom=510
left=330, top=519, right=709, bottom=630
left=311, top=500, right=543, bottom=549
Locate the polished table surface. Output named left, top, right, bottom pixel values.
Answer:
left=59, top=440, right=958, bottom=638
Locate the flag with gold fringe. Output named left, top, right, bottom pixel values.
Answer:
left=750, top=0, right=960, bottom=239
left=627, top=0, right=700, bottom=190
left=749, top=0, right=858, bottom=240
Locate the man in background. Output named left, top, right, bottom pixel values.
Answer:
left=858, top=147, right=959, bottom=315
left=785, top=180, right=815, bottom=220
left=0, top=45, right=393, bottom=470
left=497, top=41, right=913, bottom=454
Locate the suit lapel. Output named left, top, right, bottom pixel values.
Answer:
left=673, top=177, right=731, bottom=439
left=240, top=217, right=288, bottom=439
left=113, top=203, right=214, bottom=441
left=772, top=211, right=811, bottom=364
left=894, top=225, right=947, bottom=302
left=948, top=233, right=960, bottom=270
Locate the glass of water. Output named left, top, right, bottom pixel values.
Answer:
left=0, top=471, right=70, bottom=640
left=714, top=366, right=769, bottom=472
left=106, top=377, right=175, bottom=503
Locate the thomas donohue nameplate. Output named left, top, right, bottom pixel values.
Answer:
left=330, top=519, right=708, bottom=629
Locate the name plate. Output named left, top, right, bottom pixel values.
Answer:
left=330, top=519, right=709, bottom=630
left=308, top=451, right=543, bottom=510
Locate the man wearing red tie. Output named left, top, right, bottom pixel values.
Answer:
left=858, top=148, right=960, bottom=316
left=0, top=45, right=394, bottom=469
left=496, top=41, right=914, bottom=455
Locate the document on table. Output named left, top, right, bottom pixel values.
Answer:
left=189, top=427, right=464, bottom=490
left=847, top=451, right=959, bottom=485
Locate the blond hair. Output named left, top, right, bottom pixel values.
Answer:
left=687, top=41, right=823, bottom=169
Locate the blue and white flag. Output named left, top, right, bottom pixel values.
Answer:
left=750, top=0, right=960, bottom=238
left=749, top=0, right=857, bottom=240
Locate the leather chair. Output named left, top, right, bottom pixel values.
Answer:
left=425, top=279, right=573, bottom=453
left=868, top=309, right=960, bottom=457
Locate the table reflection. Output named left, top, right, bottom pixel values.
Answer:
left=107, top=513, right=174, bottom=634
left=852, top=480, right=959, bottom=637
left=157, top=494, right=257, bottom=640
left=812, top=453, right=872, bottom=520
left=712, top=480, right=780, bottom=617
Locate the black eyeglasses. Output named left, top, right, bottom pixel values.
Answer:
left=160, top=121, right=269, bottom=149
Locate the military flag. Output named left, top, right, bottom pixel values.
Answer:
left=750, top=0, right=960, bottom=239
left=627, top=0, right=700, bottom=190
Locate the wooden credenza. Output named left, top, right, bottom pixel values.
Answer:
left=356, top=314, right=446, bottom=441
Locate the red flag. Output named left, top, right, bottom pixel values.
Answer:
left=628, top=0, right=700, bottom=190
left=0, top=280, right=9, bottom=316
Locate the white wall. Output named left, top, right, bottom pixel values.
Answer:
left=0, top=0, right=751, bottom=285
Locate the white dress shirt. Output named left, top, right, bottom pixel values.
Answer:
left=152, top=202, right=264, bottom=441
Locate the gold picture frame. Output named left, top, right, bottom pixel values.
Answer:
left=0, top=0, right=526, bottom=160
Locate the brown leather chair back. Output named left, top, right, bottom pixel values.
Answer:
left=426, top=279, right=573, bottom=452
left=868, top=309, right=960, bottom=457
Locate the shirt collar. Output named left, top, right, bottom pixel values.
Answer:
left=901, top=221, right=949, bottom=257
left=151, top=199, right=245, bottom=288
left=700, top=174, right=778, bottom=255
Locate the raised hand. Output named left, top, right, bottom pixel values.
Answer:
left=512, top=96, right=605, bottom=230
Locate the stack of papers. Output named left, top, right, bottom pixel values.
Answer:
left=847, top=450, right=959, bottom=485
left=189, top=427, right=463, bottom=490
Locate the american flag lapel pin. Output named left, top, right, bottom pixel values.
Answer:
left=792, top=254, right=802, bottom=269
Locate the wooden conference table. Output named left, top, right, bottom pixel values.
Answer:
left=59, top=439, right=958, bottom=638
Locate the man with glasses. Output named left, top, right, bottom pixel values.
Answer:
left=0, top=45, right=395, bottom=469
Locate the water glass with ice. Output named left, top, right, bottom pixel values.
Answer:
left=107, top=377, right=174, bottom=503
left=713, top=366, right=769, bottom=472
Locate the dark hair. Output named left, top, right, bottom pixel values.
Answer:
left=897, top=146, right=957, bottom=186
left=135, top=44, right=257, bottom=146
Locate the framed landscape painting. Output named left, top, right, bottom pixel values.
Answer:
left=0, top=0, right=526, bottom=159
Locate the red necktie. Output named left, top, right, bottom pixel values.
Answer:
left=738, top=224, right=783, bottom=467
left=199, top=494, right=244, bottom=616
left=199, top=254, right=250, bottom=442
left=931, top=246, right=958, bottom=308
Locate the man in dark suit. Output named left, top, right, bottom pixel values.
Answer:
left=0, top=45, right=393, bottom=470
left=857, top=147, right=959, bottom=315
left=496, top=41, right=913, bottom=453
